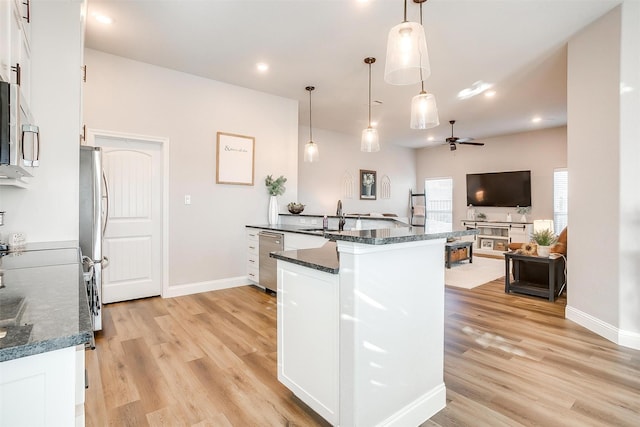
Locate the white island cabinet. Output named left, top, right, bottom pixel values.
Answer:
left=273, top=226, right=474, bottom=426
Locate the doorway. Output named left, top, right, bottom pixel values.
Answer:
left=88, top=130, right=168, bottom=303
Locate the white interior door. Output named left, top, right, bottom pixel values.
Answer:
left=95, top=135, right=163, bottom=303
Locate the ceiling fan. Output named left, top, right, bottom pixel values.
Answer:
left=446, top=120, right=485, bottom=151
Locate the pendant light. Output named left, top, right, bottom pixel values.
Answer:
left=304, top=86, right=319, bottom=163
left=384, top=0, right=430, bottom=86
left=410, top=1, right=439, bottom=129
left=361, top=57, right=380, bottom=153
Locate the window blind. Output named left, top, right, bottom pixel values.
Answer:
left=553, top=169, right=568, bottom=234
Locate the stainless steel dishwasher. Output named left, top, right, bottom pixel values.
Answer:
left=258, top=231, right=284, bottom=293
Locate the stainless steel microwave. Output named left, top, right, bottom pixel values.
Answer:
left=0, top=81, right=40, bottom=180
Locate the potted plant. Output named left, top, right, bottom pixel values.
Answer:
left=516, top=205, right=531, bottom=222
left=265, top=175, right=287, bottom=225
left=532, top=228, right=557, bottom=257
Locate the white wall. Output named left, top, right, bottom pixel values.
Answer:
left=415, top=126, right=567, bottom=227
left=83, top=49, right=298, bottom=291
left=0, top=2, right=82, bottom=242
left=567, top=2, right=640, bottom=349
left=297, top=126, right=416, bottom=218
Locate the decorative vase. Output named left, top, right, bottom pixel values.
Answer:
left=520, top=214, right=527, bottom=222
left=537, top=245, right=551, bottom=257
left=268, top=195, right=279, bottom=225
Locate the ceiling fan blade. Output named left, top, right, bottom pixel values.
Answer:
left=456, top=137, right=475, bottom=143
left=459, top=141, right=485, bottom=146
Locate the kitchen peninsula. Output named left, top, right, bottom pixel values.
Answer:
left=271, top=224, right=476, bottom=426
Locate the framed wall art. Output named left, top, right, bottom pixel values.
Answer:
left=360, top=169, right=377, bottom=200
left=216, top=132, right=255, bottom=185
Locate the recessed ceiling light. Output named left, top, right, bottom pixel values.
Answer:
left=484, top=90, right=496, bottom=98
left=427, top=136, right=435, bottom=141
left=92, top=12, right=113, bottom=25
left=457, top=81, right=493, bottom=100
left=256, top=62, right=269, bottom=72
left=620, top=83, right=634, bottom=94
left=531, top=116, right=542, bottom=123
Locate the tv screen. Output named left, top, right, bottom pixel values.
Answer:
left=466, top=170, right=531, bottom=207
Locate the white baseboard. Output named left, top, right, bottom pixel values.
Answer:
left=566, top=305, right=640, bottom=351
left=378, top=383, right=446, bottom=427
left=163, top=275, right=248, bottom=298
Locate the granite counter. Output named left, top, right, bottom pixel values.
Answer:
left=0, top=247, right=93, bottom=362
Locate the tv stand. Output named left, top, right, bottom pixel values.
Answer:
left=461, top=220, right=532, bottom=255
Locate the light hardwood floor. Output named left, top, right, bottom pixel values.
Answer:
left=85, top=281, right=640, bottom=426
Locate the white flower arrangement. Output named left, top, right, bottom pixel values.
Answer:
left=362, top=173, right=375, bottom=186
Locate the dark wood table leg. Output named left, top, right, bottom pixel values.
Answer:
left=468, top=243, right=473, bottom=264
left=549, top=259, right=556, bottom=301
left=446, top=247, right=451, bottom=269
left=504, top=256, right=511, bottom=293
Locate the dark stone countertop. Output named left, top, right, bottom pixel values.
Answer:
left=0, top=247, right=93, bottom=362
left=324, top=225, right=477, bottom=245
left=271, top=241, right=340, bottom=274
left=246, top=224, right=338, bottom=236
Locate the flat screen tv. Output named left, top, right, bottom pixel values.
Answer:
left=466, top=170, right=531, bottom=207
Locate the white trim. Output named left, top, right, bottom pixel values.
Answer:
left=163, top=276, right=248, bottom=298
left=377, top=383, right=446, bottom=427
left=566, top=305, right=640, bottom=350
left=85, top=128, right=170, bottom=300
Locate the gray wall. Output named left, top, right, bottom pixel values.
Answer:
left=567, top=2, right=640, bottom=348
left=83, top=49, right=298, bottom=292
left=416, top=126, right=567, bottom=228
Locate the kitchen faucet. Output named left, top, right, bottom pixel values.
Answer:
left=338, top=214, right=346, bottom=231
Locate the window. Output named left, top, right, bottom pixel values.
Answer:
left=424, top=178, right=453, bottom=231
left=553, top=169, right=568, bottom=234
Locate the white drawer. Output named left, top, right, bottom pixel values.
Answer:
left=247, top=241, right=259, bottom=255
left=247, top=229, right=259, bottom=241
left=247, top=266, right=259, bottom=283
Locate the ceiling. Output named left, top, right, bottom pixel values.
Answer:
left=84, top=0, right=620, bottom=149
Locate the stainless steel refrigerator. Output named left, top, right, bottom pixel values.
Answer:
left=79, top=145, right=109, bottom=331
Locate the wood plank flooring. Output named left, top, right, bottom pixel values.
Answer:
left=85, top=281, right=640, bottom=426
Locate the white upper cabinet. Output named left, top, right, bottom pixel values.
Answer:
left=0, top=0, right=11, bottom=82
left=0, top=0, right=32, bottom=102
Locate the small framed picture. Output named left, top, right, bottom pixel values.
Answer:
left=481, top=239, right=494, bottom=250
left=360, top=169, right=377, bottom=200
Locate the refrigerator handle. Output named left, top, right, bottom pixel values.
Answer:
left=102, top=171, right=110, bottom=237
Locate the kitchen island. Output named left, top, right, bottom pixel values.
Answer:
left=271, top=225, right=475, bottom=426
left=0, top=245, right=94, bottom=427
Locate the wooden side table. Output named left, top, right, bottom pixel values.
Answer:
left=504, top=251, right=566, bottom=301
left=445, top=241, right=473, bottom=269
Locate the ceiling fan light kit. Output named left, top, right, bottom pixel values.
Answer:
left=384, top=0, right=431, bottom=86
left=304, top=86, right=319, bottom=163
left=361, top=57, right=380, bottom=153
left=446, top=120, right=485, bottom=150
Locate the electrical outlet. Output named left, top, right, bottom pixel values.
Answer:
left=311, top=219, right=318, bottom=225
left=300, top=218, right=306, bottom=224
left=184, top=195, right=191, bottom=205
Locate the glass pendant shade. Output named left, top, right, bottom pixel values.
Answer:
left=303, top=86, right=319, bottom=163
left=361, top=127, right=380, bottom=152
left=410, top=91, right=439, bottom=129
left=384, top=21, right=430, bottom=85
left=304, top=141, right=319, bottom=162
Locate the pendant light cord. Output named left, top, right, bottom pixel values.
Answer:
left=403, top=0, right=407, bottom=22
left=306, top=86, right=314, bottom=142
left=309, top=89, right=312, bottom=142
left=419, top=1, right=425, bottom=92
left=368, top=62, right=372, bottom=127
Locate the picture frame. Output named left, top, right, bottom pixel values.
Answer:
left=216, top=132, right=255, bottom=185
left=359, top=169, right=377, bottom=200
left=481, top=239, right=494, bottom=250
